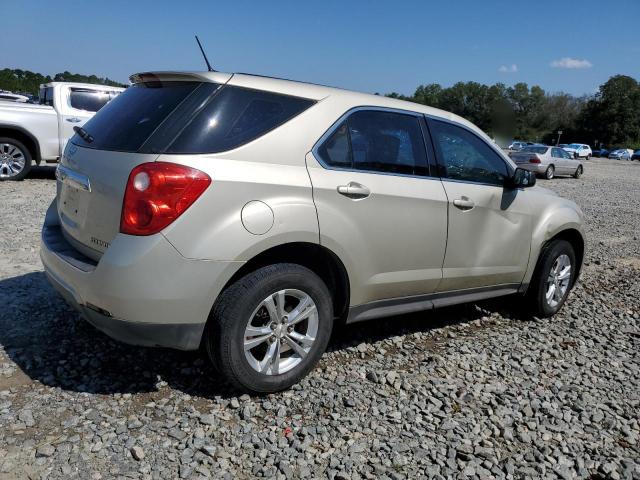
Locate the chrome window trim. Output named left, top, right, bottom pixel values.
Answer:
left=310, top=106, right=436, bottom=180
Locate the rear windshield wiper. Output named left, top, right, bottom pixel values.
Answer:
left=73, top=126, right=94, bottom=144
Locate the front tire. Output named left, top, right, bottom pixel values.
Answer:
left=205, top=263, right=334, bottom=393
left=545, top=165, right=555, bottom=179
left=0, top=137, right=32, bottom=181
left=573, top=165, right=583, bottom=178
left=527, top=240, right=576, bottom=317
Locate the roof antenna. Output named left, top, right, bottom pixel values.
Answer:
left=195, top=35, right=215, bottom=72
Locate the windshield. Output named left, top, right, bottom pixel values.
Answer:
left=521, top=146, right=548, bottom=154
left=567, top=143, right=581, bottom=148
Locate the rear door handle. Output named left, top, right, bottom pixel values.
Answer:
left=337, top=182, right=370, bottom=199
left=66, top=117, right=81, bottom=123
left=453, top=197, right=475, bottom=210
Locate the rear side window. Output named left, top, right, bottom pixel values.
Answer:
left=39, top=87, right=54, bottom=106
left=69, top=88, right=112, bottom=112
left=73, top=81, right=202, bottom=152
left=166, top=87, right=315, bottom=154
left=317, top=110, right=429, bottom=176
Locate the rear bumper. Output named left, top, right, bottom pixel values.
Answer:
left=40, top=201, right=241, bottom=350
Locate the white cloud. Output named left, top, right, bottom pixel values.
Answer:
left=498, top=64, right=518, bottom=73
left=550, top=57, right=593, bottom=69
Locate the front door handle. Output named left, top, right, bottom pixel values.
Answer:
left=66, top=117, right=82, bottom=123
left=453, top=197, right=475, bottom=211
left=337, top=182, right=370, bottom=199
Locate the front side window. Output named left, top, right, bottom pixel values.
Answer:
left=317, top=110, right=429, bottom=176
left=429, top=119, right=508, bottom=186
left=69, top=88, right=112, bottom=112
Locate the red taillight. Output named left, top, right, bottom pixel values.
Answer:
left=120, top=162, right=211, bottom=236
left=529, top=157, right=541, bottom=164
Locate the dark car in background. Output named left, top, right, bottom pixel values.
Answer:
left=593, top=148, right=610, bottom=158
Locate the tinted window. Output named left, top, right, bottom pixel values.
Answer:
left=73, top=81, right=202, bottom=152
left=318, top=122, right=351, bottom=167
left=167, top=87, right=315, bottom=154
left=318, top=110, right=429, bottom=176
left=429, top=119, right=508, bottom=186
left=39, top=87, right=54, bottom=106
left=69, top=88, right=112, bottom=112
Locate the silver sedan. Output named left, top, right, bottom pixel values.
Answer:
left=510, top=146, right=583, bottom=179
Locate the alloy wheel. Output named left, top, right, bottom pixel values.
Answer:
left=0, top=142, right=26, bottom=179
left=243, top=289, right=318, bottom=375
left=545, top=254, right=572, bottom=308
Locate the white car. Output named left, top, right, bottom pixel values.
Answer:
left=562, top=143, right=592, bottom=160
left=0, top=91, right=30, bottom=103
left=0, top=82, right=124, bottom=180
left=508, top=141, right=532, bottom=151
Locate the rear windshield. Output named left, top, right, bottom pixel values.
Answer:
left=72, top=81, right=202, bottom=152
left=521, top=146, right=548, bottom=154
left=72, top=81, right=315, bottom=154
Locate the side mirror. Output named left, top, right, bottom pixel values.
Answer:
left=507, top=167, right=536, bottom=188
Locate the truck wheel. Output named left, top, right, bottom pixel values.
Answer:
left=0, top=137, right=32, bottom=181
left=545, top=165, right=555, bottom=179
left=204, top=263, right=334, bottom=393
left=527, top=240, right=576, bottom=317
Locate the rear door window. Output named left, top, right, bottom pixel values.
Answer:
left=316, top=110, right=429, bottom=176
left=69, top=88, right=112, bottom=112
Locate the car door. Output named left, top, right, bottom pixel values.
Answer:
left=426, top=117, right=533, bottom=291
left=59, top=88, right=112, bottom=153
left=306, top=108, right=449, bottom=306
left=561, top=148, right=578, bottom=172
left=551, top=147, right=568, bottom=173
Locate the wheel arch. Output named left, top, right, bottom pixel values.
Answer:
left=216, top=242, right=351, bottom=322
left=547, top=228, right=585, bottom=282
left=0, top=125, right=42, bottom=163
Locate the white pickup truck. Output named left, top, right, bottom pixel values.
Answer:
left=0, top=82, right=124, bottom=180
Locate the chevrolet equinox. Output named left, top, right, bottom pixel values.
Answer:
left=41, top=71, right=586, bottom=393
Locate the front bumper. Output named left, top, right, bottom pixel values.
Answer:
left=40, top=202, right=241, bottom=350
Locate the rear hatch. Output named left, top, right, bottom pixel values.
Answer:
left=57, top=72, right=231, bottom=260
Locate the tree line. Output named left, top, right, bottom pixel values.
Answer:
left=0, top=68, right=126, bottom=96
left=386, top=75, right=640, bottom=149
left=2, top=67, right=638, bottom=148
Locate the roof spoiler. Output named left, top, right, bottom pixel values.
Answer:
left=129, top=71, right=233, bottom=85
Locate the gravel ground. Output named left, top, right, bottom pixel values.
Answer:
left=1, top=159, right=639, bottom=480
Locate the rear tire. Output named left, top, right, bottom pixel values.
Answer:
left=573, top=165, right=583, bottom=178
left=0, top=137, right=32, bottom=181
left=527, top=240, right=576, bottom=317
left=545, top=165, right=555, bottom=179
left=205, top=263, right=334, bottom=393
left=586, top=155, right=590, bottom=160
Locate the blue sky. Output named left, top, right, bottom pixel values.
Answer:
left=3, top=0, right=639, bottom=96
